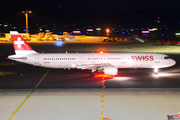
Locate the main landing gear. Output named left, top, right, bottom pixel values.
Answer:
left=90, top=69, right=96, bottom=77
left=90, top=72, right=95, bottom=77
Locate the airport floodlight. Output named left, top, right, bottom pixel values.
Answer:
left=148, top=29, right=154, bottom=31
left=153, top=28, right=158, bottom=31
left=22, top=10, right=31, bottom=33
left=142, top=31, right=150, bottom=33
left=106, top=28, right=110, bottom=33
left=175, top=33, right=180, bottom=36
left=87, top=29, right=93, bottom=31
left=96, top=28, right=101, bottom=31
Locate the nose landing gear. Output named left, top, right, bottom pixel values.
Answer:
left=154, top=68, right=158, bottom=75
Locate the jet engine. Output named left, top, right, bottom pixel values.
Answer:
left=103, top=66, right=118, bottom=75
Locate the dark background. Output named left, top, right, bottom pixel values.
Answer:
left=0, top=0, right=180, bottom=37
left=1, top=0, right=180, bottom=12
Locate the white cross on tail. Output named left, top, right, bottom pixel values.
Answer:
left=14, top=37, right=24, bottom=48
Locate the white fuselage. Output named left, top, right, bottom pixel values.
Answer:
left=8, top=31, right=176, bottom=76
left=9, top=53, right=176, bottom=69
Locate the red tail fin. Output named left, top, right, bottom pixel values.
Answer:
left=10, top=31, right=37, bottom=55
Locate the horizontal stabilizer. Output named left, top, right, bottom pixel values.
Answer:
left=8, top=55, right=27, bottom=60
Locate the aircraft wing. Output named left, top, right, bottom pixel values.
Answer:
left=74, top=63, right=113, bottom=70
left=73, top=63, right=118, bottom=75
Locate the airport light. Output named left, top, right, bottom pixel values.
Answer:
left=148, top=29, right=154, bottom=31
left=106, top=28, right=110, bottom=36
left=106, top=28, right=110, bottom=33
left=87, top=29, right=93, bottom=31
left=22, top=10, right=32, bottom=33
left=96, top=28, right=101, bottom=31
left=73, top=31, right=81, bottom=34
left=175, top=33, right=180, bottom=35
left=142, top=31, right=150, bottom=33
left=153, top=28, right=158, bottom=31
left=100, top=51, right=103, bottom=54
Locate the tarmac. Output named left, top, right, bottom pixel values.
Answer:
left=1, top=88, right=180, bottom=120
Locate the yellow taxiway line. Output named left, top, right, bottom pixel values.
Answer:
left=8, top=69, right=50, bottom=120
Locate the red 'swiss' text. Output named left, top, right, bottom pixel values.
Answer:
left=131, top=55, right=154, bottom=61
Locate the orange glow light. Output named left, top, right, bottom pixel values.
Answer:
left=106, top=29, right=110, bottom=33
left=100, top=51, right=103, bottom=54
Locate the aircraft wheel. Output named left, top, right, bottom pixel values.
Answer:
left=90, top=72, right=94, bottom=77
left=154, top=68, right=158, bottom=75
left=155, top=72, right=158, bottom=75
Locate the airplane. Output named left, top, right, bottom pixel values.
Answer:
left=128, top=34, right=145, bottom=43
left=8, top=31, right=176, bottom=77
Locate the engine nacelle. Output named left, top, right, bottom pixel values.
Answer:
left=103, top=66, right=118, bottom=75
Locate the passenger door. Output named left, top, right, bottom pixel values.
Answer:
left=34, top=55, right=39, bottom=65
left=155, top=55, right=160, bottom=63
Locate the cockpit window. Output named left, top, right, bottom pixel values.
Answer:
left=164, top=56, right=170, bottom=59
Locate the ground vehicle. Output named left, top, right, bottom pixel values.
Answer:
left=161, top=40, right=180, bottom=45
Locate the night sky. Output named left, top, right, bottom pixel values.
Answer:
left=1, top=0, right=180, bottom=34
left=1, top=0, right=180, bottom=12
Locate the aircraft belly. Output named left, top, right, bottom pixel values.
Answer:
left=57, top=61, right=74, bottom=68
left=18, top=59, right=34, bottom=66
left=39, top=60, right=80, bottom=68
left=118, top=61, right=152, bottom=68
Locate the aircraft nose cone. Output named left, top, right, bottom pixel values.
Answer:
left=170, top=59, right=176, bottom=66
